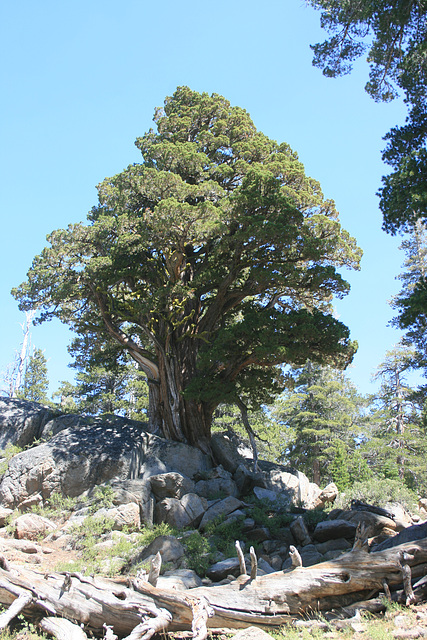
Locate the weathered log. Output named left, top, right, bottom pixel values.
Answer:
left=0, top=538, right=426, bottom=637
left=39, top=617, right=89, bottom=639
left=0, top=592, right=32, bottom=630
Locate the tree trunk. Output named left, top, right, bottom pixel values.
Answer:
left=0, top=538, right=426, bottom=638
left=151, top=345, right=213, bottom=453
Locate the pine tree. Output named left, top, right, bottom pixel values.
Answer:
left=364, top=342, right=427, bottom=493
left=272, top=362, right=365, bottom=485
left=53, top=334, right=149, bottom=420
left=17, top=347, right=49, bottom=404
left=392, top=220, right=427, bottom=370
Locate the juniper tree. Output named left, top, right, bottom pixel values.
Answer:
left=13, top=87, right=361, bottom=452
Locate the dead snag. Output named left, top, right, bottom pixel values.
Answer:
left=289, top=545, right=302, bottom=568
left=148, top=552, right=162, bottom=587
left=352, top=523, right=370, bottom=552
left=250, top=547, right=257, bottom=580
left=235, top=541, right=246, bottom=576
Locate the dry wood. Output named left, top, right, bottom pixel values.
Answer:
left=0, top=537, right=425, bottom=637
left=0, top=592, right=32, bottom=630
left=249, top=546, right=257, bottom=580
left=39, top=617, right=89, bottom=639
left=289, top=545, right=302, bottom=568
left=103, top=624, right=118, bottom=640
left=399, top=551, right=416, bottom=606
left=148, top=552, right=162, bottom=587
left=235, top=541, right=246, bottom=576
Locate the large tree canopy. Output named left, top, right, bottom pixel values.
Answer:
left=308, top=0, right=427, bottom=234
left=13, top=87, right=361, bottom=452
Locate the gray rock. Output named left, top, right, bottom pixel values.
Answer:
left=92, top=502, right=141, bottom=531
left=107, top=479, right=154, bottom=526
left=150, top=472, right=195, bottom=500
left=17, top=493, right=43, bottom=512
left=195, top=466, right=238, bottom=499
left=249, top=460, right=320, bottom=508
left=253, top=486, right=281, bottom=504
left=313, top=482, right=338, bottom=507
left=40, top=413, right=91, bottom=440
left=136, top=535, right=185, bottom=565
left=246, top=526, right=271, bottom=543
left=13, top=513, right=57, bottom=540
left=339, top=510, right=398, bottom=536
left=0, top=416, right=211, bottom=508
left=315, top=537, right=352, bottom=555
left=206, top=557, right=240, bottom=581
left=313, top=519, right=357, bottom=542
left=158, top=568, right=202, bottom=590
left=0, top=506, right=13, bottom=526
left=0, top=397, right=55, bottom=450
left=234, top=464, right=263, bottom=495
left=282, top=544, right=324, bottom=569
left=300, top=544, right=324, bottom=567
left=155, top=493, right=205, bottom=529
left=372, top=520, right=427, bottom=552
left=140, top=436, right=212, bottom=480
left=210, top=432, right=253, bottom=474
left=257, top=557, right=275, bottom=574
left=290, top=516, right=312, bottom=546
left=199, top=496, right=243, bottom=531
left=269, top=555, right=283, bottom=571
left=275, top=527, right=297, bottom=546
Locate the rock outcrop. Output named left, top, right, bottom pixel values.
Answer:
left=0, top=397, right=422, bottom=591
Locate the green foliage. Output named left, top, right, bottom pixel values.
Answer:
left=328, top=440, right=350, bottom=491
left=341, top=478, right=418, bottom=512
left=53, top=334, right=149, bottom=420
left=0, top=444, right=23, bottom=477
left=16, top=347, right=49, bottom=404
left=32, top=491, right=78, bottom=519
left=136, top=522, right=177, bottom=547
left=13, top=87, right=361, bottom=447
left=88, top=485, right=116, bottom=512
left=308, top=0, right=427, bottom=236
left=179, top=531, right=212, bottom=576
left=273, top=361, right=366, bottom=484
left=363, top=342, right=427, bottom=494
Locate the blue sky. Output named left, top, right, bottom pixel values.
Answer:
left=0, top=0, right=413, bottom=397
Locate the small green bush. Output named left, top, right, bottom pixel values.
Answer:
left=339, top=478, right=418, bottom=512
left=180, top=531, right=212, bottom=576
left=0, top=444, right=23, bottom=476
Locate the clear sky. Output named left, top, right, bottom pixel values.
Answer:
left=0, top=0, right=414, bottom=397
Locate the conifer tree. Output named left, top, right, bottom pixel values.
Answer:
left=13, top=88, right=361, bottom=451
left=17, top=347, right=49, bottom=404
left=365, top=342, right=427, bottom=492
left=273, top=362, right=365, bottom=485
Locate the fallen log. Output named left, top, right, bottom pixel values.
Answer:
left=0, top=538, right=425, bottom=638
